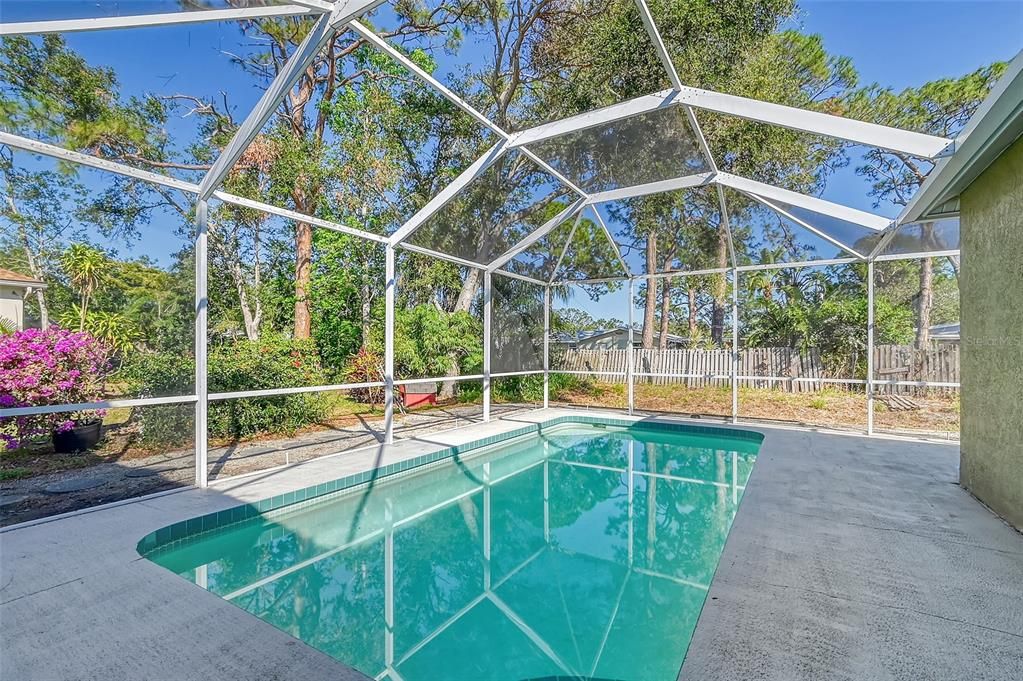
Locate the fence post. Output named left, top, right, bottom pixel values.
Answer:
left=867, top=259, right=875, bottom=435
left=384, top=244, right=395, bottom=445
left=194, top=198, right=208, bottom=488
left=628, top=277, right=635, bottom=415
left=731, top=267, right=739, bottom=424
left=543, top=284, right=550, bottom=409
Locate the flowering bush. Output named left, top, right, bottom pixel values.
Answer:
left=0, top=326, right=110, bottom=450
left=343, top=347, right=385, bottom=404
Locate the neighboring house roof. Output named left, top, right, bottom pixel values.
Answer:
left=929, top=322, right=960, bottom=341
left=0, top=268, right=46, bottom=288
left=901, top=50, right=1023, bottom=223
left=553, top=326, right=688, bottom=345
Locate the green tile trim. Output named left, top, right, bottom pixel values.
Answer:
left=136, top=415, right=762, bottom=557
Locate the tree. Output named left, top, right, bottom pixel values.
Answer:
left=552, top=308, right=624, bottom=334
left=0, top=34, right=193, bottom=329
left=590, top=24, right=860, bottom=348
left=847, top=62, right=1007, bottom=345
left=742, top=265, right=914, bottom=377
left=60, top=244, right=109, bottom=331
left=0, top=156, right=84, bottom=326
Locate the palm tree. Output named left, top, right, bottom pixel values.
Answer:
left=61, top=244, right=109, bottom=331
left=744, top=247, right=786, bottom=301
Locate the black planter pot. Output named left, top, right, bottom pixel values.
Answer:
left=52, top=420, right=102, bottom=453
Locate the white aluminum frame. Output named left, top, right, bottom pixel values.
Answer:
left=0, top=2, right=966, bottom=494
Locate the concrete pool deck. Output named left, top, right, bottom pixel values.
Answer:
left=1, top=408, right=1020, bottom=680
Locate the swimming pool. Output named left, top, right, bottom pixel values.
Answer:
left=142, top=420, right=761, bottom=680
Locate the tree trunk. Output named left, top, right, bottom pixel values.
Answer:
left=687, top=286, right=697, bottom=342
left=453, top=268, right=481, bottom=314
left=360, top=281, right=372, bottom=348
left=711, top=227, right=729, bottom=345
left=440, top=268, right=482, bottom=399
left=360, top=249, right=373, bottom=347
left=916, top=256, right=933, bottom=348
left=642, top=235, right=657, bottom=349
left=236, top=277, right=261, bottom=341
left=293, top=220, right=313, bottom=339
left=658, top=278, right=671, bottom=350
left=17, top=223, right=48, bottom=327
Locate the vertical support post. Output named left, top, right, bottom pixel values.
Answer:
left=483, top=270, right=492, bottom=421
left=731, top=268, right=739, bottom=424
left=543, top=285, right=550, bottom=409
left=627, top=278, right=635, bottom=415
left=194, top=199, right=209, bottom=488
left=867, top=260, right=875, bottom=435
left=384, top=245, right=395, bottom=445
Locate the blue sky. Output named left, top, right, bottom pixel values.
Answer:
left=794, top=0, right=1022, bottom=215
left=5, top=1, right=1021, bottom=313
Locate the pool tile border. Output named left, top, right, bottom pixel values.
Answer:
left=137, top=416, right=762, bottom=556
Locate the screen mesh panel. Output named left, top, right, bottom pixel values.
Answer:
left=720, top=188, right=857, bottom=265
left=880, top=219, right=959, bottom=256
left=407, top=150, right=574, bottom=265
left=491, top=274, right=546, bottom=373
left=595, top=185, right=726, bottom=275
left=500, top=210, right=579, bottom=282
left=554, top=207, right=628, bottom=281
left=526, top=105, right=709, bottom=193
left=764, top=199, right=884, bottom=256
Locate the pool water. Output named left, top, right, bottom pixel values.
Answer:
left=146, top=423, right=760, bottom=680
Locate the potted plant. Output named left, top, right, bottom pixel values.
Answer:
left=0, top=326, right=111, bottom=452
left=51, top=412, right=104, bottom=453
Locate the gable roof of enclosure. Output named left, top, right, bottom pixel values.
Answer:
left=0, top=0, right=964, bottom=286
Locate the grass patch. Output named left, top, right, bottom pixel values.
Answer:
left=0, top=467, right=32, bottom=481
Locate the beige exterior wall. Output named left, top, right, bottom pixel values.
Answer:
left=0, top=286, right=25, bottom=330
left=578, top=332, right=630, bottom=350
left=959, top=135, right=1023, bottom=530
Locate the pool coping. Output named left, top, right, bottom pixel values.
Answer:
left=136, top=415, right=763, bottom=557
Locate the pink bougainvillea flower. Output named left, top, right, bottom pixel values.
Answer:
left=0, top=326, right=111, bottom=450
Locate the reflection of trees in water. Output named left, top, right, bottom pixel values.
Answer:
left=635, top=441, right=737, bottom=585
left=233, top=537, right=387, bottom=673
left=392, top=496, right=486, bottom=656
left=548, top=460, right=626, bottom=529
left=490, top=466, right=546, bottom=580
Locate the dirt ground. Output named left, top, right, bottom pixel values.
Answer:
left=556, top=382, right=959, bottom=437
left=0, top=401, right=524, bottom=527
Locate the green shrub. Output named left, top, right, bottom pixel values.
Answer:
left=118, top=352, right=194, bottom=446
left=121, top=334, right=330, bottom=445
left=468, top=372, right=589, bottom=404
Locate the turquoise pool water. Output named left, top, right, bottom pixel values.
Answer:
left=145, top=423, right=760, bottom=680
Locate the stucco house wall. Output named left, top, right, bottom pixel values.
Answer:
left=959, top=135, right=1023, bottom=530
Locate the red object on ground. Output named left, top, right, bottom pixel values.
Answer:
left=399, top=385, right=437, bottom=409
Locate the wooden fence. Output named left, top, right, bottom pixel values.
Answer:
left=874, top=344, right=960, bottom=392
left=553, top=344, right=959, bottom=393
